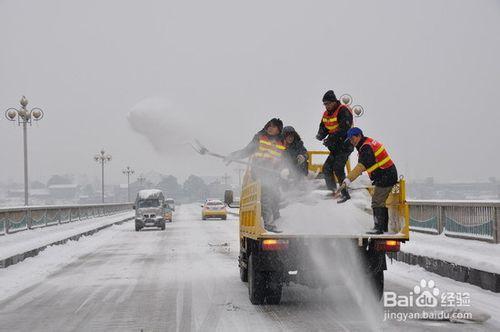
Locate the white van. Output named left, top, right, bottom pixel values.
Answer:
left=134, top=189, right=167, bottom=231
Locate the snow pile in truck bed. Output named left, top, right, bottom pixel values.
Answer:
left=275, top=178, right=375, bottom=235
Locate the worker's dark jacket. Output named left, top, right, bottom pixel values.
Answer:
left=356, top=137, right=398, bottom=187
left=284, top=133, right=308, bottom=175
left=316, top=104, right=354, bottom=153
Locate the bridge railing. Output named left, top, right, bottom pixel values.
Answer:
left=408, top=200, right=500, bottom=243
left=0, top=203, right=133, bottom=235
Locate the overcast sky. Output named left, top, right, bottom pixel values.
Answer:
left=1, top=0, right=499, bottom=185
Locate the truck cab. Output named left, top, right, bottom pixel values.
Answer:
left=134, top=189, right=167, bottom=231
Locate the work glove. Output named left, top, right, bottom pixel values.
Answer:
left=297, top=155, right=306, bottom=164
left=315, top=133, right=323, bottom=141
left=339, top=178, right=351, bottom=191
left=280, top=168, right=290, bottom=180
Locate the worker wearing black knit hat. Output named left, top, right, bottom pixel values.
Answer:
left=316, top=90, right=354, bottom=203
left=283, top=126, right=308, bottom=178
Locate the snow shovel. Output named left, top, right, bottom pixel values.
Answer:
left=190, top=139, right=287, bottom=176
left=332, top=185, right=370, bottom=199
left=190, top=139, right=248, bottom=166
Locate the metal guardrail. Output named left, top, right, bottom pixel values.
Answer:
left=0, top=203, right=133, bottom=235
left=408, top=200, right=500, bottom=243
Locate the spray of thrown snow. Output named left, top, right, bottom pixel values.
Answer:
left=276, top=177, right=383, bottom=329
left=127, top=97, right=193, bottom=154
left=306, top=239, right=383, bottom=330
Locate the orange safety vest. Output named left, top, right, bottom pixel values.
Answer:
left=360, top=137, right=394, bottom=177
left=322, top=104, right=353, bottom=134
left=252, top=135, right=286, bottom=161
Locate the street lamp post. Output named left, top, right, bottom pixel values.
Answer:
left=221, top=173, right=230, bottom=186
left=137, top=174, right=146, bottom=189
left=94, top=150, right=112, bottom=203
left=122, top=166, right=135, bottom=202
left=4, top=96, right=44, bottom=206
left=234, top=168, right=244, bottom=187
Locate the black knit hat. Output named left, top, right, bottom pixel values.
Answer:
left=282, top=126, right=296, bottom=135
left=322, top=90, right=337, bottom=102
left=264, top=118, right=283, bottom=132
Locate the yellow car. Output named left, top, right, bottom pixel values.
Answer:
left=164, top=210, right=173, bottom=222
left=202, top=200, right=227, bottom=220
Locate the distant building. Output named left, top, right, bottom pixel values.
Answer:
left=113, top=184, right=130, bottom=202
left=48, top=184, right=79, bottom=200
left=408, top=181, right=500, bottom=200
left=6, top=189, right=25, bottom=198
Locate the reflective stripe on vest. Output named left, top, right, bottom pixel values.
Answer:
left=322, top=105, right=353, bottom=134
left=361, top=137, right=394, bottom=175
left=253, top=135, right=286, bottom=161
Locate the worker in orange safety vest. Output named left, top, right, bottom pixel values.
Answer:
left=316, top=90, right=354, bottom=203
left=225, top=118, right=286, bottom=232
left=339, top=127, right=398, bottom=234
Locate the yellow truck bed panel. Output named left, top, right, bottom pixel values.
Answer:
left=239, top=151, right=410, bottom=242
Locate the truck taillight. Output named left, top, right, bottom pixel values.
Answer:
left=262, top=239, right=289, bottom=251
left=374, top=240, right=400, bottom=252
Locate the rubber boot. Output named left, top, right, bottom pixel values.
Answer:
left=367, top=207, right=384, bottom=234
left=325, top=174, right=337, bottom=193
left=382, top=207, right=389, bottom=232
left=337, top=187, right=351, bottom=204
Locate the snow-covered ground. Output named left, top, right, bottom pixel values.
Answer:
left=386, top=261, right=500, bottom=328
left=0, top=211, right=134, bottom=261
left=0, top=204, right=497, bottom=331
left=401, top=231, right=500, bottom=274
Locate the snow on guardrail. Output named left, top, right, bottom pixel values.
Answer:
left=0, top=203, right=133, bottom=235
left=407, top=200, right=500, bottom=243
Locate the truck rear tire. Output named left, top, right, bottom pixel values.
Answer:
left=160, top=222, right=166, bottom=230
left=248, top=254, right=266, bottom=304
left=373, top=270, right=384, bottom=301
left=239, top=252, right=248, bottom=282
left=265, top=273, right=283, bottom=305
left=266, top=290, right=282, bottom=304
left=240, top=265, right=248, bottom=282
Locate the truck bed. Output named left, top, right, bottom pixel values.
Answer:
left=239, top=176, right=409, bottom=242
left=243, top=231, right=409, bottom=241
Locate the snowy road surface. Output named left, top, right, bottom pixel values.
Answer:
left=0, top=204, right=498, bottom=331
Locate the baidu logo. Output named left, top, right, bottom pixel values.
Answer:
left=383, top=279, right=473, bottom=321
left=384, top=279, right=441, bottom=308
left=413, top=279, right=440, bottom=307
